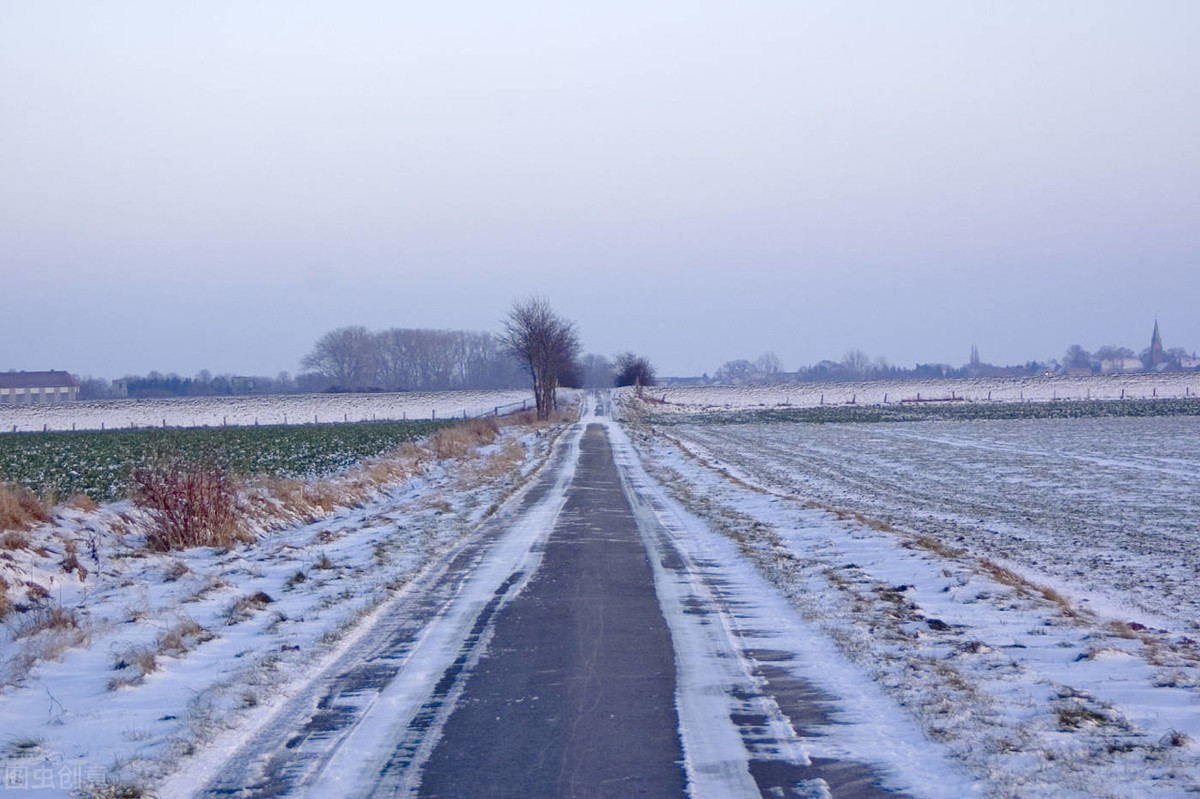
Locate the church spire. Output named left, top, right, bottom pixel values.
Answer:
left=1151, top=319, right=1165, bottom=366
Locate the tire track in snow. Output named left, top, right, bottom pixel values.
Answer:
left=188, top=421, right=584, bottom=798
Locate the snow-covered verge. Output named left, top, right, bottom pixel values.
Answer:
left=618, top=400, right=1200, bottom=796
left=642, top=373, right=1200, bottom=413
left=0, top=414, right=568, bottom=797
left=0, top=389, right=534, bottom=433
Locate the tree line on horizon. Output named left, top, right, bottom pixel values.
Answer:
left=71, top=298, right=657, bottom=404
left=705, top=338, right=1199, bottom=387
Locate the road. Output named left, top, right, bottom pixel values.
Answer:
left=194, top=406, right=912, bottom=798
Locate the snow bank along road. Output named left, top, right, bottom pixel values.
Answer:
left=175, top=403, right=963, bottom=797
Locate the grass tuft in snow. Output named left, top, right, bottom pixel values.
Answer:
left=225, top=591, right=273, bottom=625
left=0, top=482, right=50, bottom=533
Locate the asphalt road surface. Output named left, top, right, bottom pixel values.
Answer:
left=416, top=423, right=686, bottom=798
left=197, top=414, right=910, bottom=798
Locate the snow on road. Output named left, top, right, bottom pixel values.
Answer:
left=605, top=416, right=974, bottom=797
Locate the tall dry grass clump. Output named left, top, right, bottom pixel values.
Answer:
left=131, top=451, right=253, bottom=551
left=430, top=418, right=499, bottom=459
left=0, top=483, right=50, bottom=533
left=0, top=578, right=12, bottom=622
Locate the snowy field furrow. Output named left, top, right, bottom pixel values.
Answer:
left=663, top=416, right=1200, bottom=630
left=0, top=389, right=533, bottom=433
left=644, top=373, right=1200, bottom=412
left=621, top=397, right=1200, bottom=795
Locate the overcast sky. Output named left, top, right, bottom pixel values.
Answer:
left=3, top=1, right=1198, bottom=379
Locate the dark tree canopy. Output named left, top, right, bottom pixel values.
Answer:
left=614, top=352, right=656, bottom=388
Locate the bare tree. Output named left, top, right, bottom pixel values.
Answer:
left=301, top=326, right=378, bottom=389
left=614, top=352, right=656, bottom=388
left=580, top=353, right=615, bottom=389
left=501, top=297, right=580, bottom=420
left=754, top=351, right=783, bottom=375
left=715, top=359, right=755, bottom=384
left=841, top=349, right=871, bottom=380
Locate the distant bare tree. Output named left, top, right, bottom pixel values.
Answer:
left=841, top=349, right=871, bottom=380
left=715, top=359, right=755, bottom=384
left=580, top=354, right=615, bottom=389
left=754, top=351, right=783, bottom=375
left=614, top=352, right=656, bottom=388
left=301, top=326, right=378, bottom=389
left=501, top=297, right=580, bottom=420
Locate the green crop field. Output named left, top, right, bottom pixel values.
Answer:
left=0, top=420, right=450, bottom=503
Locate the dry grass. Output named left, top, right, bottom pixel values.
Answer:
left=156, top=615, right=212, bottom=656
left=1, top=529, right=31, bottom=551
left=233, top=413, right=546, bottom=536
left=162, top=559, right=190, bottom=582
left=61, top=539, right=88, bottom=580
left=1055, top=702, right=1114, bottom=730
left=0, top=579, right=11, bottom=622
left=910, top=534, right=967, bottom=559
left=65, top=493, right=99, bottom=512
left=12, top=603, right=81, bottom=640
left=111, top=645, right=158, bottom=678
left=131, top=451, right=253, bottom=551
left=430, top=418, right=499, bottom=459
left=978, top=558, right=1079, bottom=617
left=0, top=483, right=50, bottom=533
left=79, top=780, right=152, bottom=798
left=226, top=591, right=273, bottom=624
left=7, top=601, right=91, bottom=680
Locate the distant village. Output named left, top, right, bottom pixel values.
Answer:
left=2, top=320, right=1197, bottom=403
left=672, top=320, right=1200, bottom=387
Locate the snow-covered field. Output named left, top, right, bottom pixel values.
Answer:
left=623, top=399, right=1200, bottom=795
left=0, top=418, right=561, bottom=796
left=0, top=390, right=534, bottom=433
left=5, top=386, right=1200, bottom=796
left=645, top=373, right=1200, bottom=413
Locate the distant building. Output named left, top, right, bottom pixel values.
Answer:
left=1100, top=357, right=1144, bottom=375
left=0, top=370, right=80, bottom=404
left=1151, top=319, right=1165, bottom=367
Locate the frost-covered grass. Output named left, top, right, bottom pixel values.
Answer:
left=649, top=396, right=1200, bottom=425
left=0, top=420, right=448, bottom=503
left=639, top=373, right=1200, bottom=415
left=654, top=414, right=1200, bottom=631
left=623, top=408, right=1200, bottom=795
